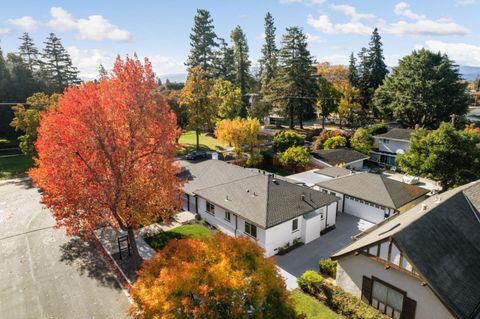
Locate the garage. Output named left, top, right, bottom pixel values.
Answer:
left=343, top=195, right=388, bottom=224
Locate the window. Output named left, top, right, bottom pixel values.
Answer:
left=371, top=280, right=404, bottom=319
left=383, top=139, right=390, bottom=144
left=292, top=219, right=298, bottom=232
left=322, top=189, right=328, bottom=193
left=225, top=211, right=231, bottom=222
left=206, top=201, right=215, bottom=215
left=330, top=192, right=336, bottom=197
left=245, top=222, right=257, bottom=238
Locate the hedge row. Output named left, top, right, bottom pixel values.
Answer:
left=297, top=271, right=390, bottom=319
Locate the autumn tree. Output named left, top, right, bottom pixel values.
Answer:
left=323, top=136, right=347, bottom=150
left=30, top=56, right=183, bottom=267
left=10, top=92, right=60, bottom=156
left=209, top=79, right=242, bottom=119
left=280, top=146, right=311, bottom=172
left=179, top=66, right=216, bottom=150
left=130, top=233, right=299, bottom=319
left=273, top=129, right=304, bottom=152
left=351, top=128, right=374, bottom=154
left=215, top=117, right=260, bottom=156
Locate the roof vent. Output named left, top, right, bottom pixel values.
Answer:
left=246, top=189, right=250, bottom=193
left=252, top=192, right=257, bottom=197
left=421, top=204, right=428, bottom=211
left=225, top=195, right=230, bottom=202
left=301, top=194, right=305, bottom=201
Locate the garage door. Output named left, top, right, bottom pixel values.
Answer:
left=344, top=198, right=385, bottom=224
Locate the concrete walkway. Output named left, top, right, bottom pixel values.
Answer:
left=276, top=214, right=373, bottom=277
left=138, top=211, right=196, bottom=237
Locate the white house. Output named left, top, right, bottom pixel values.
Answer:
left=331, top=180, right=480, bottom=319
left=179, top=160, right=338, bottom=257
left=311, top=148, right=369, bottom=170
left=371, top=128, right=414, bottom=166
left=316, top=172, right=428, bottom=224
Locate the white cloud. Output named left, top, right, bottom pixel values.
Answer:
left=148, top=55, right=186, bottom=75
left=330, top=4, right=377, bottom=22
left=280, top=0, right=325, bottom=6
left=457, top=0, right=476, bottom=5
left=388, top=3, right=468, bottom=36
left=394, top=2, right=426, bottom=20
left=307, top=14, right=373, bottom=35
left=419, top=40, right=480, bottom=66
left=306, top=33, right=324, bottom=44
left=0, top=27, right=11, bottom=36
left=7, top=16, right=39, bottom=32
left=48, top=7, right=131, bottom=41
left=388, top=19, right=469, bottom=36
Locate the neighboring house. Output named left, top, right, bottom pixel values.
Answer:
left=180, top=160, right=338, bottom=257
left=331, top=181, right=480, bottom=319
left=311, top=148, right=369, bottom=170
left=286, top=167, right=354, bottom=188
left=317, top=173, right=428, bottom=224
left=371, top=128, right=414, bottom=166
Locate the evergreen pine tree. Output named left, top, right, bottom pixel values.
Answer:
left=268, top=27, right=317, bottom=129
left=186, top=9, right=217, bottom=73
left=231, top=26, right=251, bottom=117
left=213, top=38, right=235, bottom=82
left=367, top=28, right=388, bottom=95
left=42, top=33, right=79, bottom=92
left=259, top=12, right=277, bottom=91
left=98, top=64, right=108, bottom=78
left=357, top=47, right=371, bottom=109
left=7, top=53, right=43, bottom=102
left=18, top=32, right=40, bottom=72
left=348, top=52, right=359, bottom=88
left=0, top=46, right=13, bottom=102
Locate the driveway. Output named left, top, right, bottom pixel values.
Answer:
left=0, top=181, right=131, bottom=319
left=276, top=214, right=373, bottom=277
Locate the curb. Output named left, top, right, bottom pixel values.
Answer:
left=0, top=176, right=31, bottom=187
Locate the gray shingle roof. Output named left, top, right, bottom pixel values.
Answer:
left=374, top=128, right=415, bottom=141
left=181, top=160, right=337, bottom=228
left=317, top=173, right=428, bottom=209
left=311, top=148, right=369, bottom=166
left=315, top=167, right=353, bottom=178
left=332, top=181, right=480, bottom=319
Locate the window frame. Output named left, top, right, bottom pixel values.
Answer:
left=292, top=218, right=299, bottom=232
left=244, top=221, right=257, bottom=239
left=370, top=276, right=407, bottom=319
left=224, top=210, right=231, bottom=222
left=206, top=201, right=215, bottom=215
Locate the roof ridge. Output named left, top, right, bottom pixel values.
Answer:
left=191, top=169, right=262, bottom=193
left=379, top=175, right=397, bottom=208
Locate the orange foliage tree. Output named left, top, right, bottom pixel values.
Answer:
left=30, top=56, right=183, bottom=266
left=130, top=233, right=299, bottom=319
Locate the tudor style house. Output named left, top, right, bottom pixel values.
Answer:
left=311, top=148, right=369, bottom=170
left=331, top=181, right=480, bottom=319
left=316, top=172, right=428, bottom=224
left=179, top=160, right=338, bottom=257
left=371, top=128, right=414, bottom=166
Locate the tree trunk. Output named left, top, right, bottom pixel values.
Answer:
left=289, top=105, right=294, bottom=129
left=322, top=117, right=326, bottom=129
left=127, top=226, right=142, bottom=269
left=196, top=128, right=200, bottom=151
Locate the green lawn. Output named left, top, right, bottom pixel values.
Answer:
left=177, top=131, right=225, bottom=156
left=145, top=224, right=212, bottom=250
left=292, top=290, right=343, bottom=319
left=0, top=155, right=34, bottom=180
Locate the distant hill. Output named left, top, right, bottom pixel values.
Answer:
left=459, top=66, right=480, bottom=81
left=157, top=73, right=187, bottom=83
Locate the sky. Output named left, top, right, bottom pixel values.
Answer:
left=0, top=0, right=479, bottom=79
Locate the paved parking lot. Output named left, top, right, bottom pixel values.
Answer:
left=0, top=181, right=131, bottom=319
left=276, top=213, right=373, bottom=277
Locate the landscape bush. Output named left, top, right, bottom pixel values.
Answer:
left=274, top=130, right=305, bottom=152
left=297, top=270, right=324, bottom=295
left=305, top=128, right=323, bottom=142
left=312, top=130, right=351, bottom=150
left=319, top=258, right=337, bottom=278
left=366, top=123, right=388, bottom=135
left=323, top=136, right=347, bottom=150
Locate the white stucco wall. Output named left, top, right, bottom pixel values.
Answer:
left=336, top=254, right=454, bottom=319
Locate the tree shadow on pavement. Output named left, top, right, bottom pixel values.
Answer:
left=59, top=236, right=123, bottom=290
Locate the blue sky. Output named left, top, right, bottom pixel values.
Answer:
left=0, top=0, right=479, bottom=79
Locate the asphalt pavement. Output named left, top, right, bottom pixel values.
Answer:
left=0, top=180, right=131, bottom=319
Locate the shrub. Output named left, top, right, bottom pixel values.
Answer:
left=366, top=123, right=387, bottom=135
left=321, top=282, right=390, bottom=319
left=279, top=146, right=311, bottom=172
left=305, top=128, right=323, bottom=142
left=319, top=259, right=337, bottom=278
left=324, top=136, right=347, bottom=150
left=351, top=128, right=374, bottom=154
left=274, top=130, right=304, bottom=152
left=246, top=149, right=264, bottom=167
left=297, top=271, right=324, bottom=295
left=312, top=130, right=351, bottom=150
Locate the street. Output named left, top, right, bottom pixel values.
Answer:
left=0, top=181, right=131, bottom=319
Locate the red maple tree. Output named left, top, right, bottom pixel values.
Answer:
left=30, top=56, right=182, bottom=266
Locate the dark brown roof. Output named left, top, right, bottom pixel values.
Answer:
left=332, top=181, right=480, bottom=319
left=311, top=148, right=369, bottom=166
left=374, top=128, right=415, bottom=141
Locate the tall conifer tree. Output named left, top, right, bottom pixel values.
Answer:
left=18, top=33, right=40, bottom=72
left=231, top=26, right=251, bottom=117
left=213, top=38, right=235, bottom=82
left=186, top=9, right=217, bottom=73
